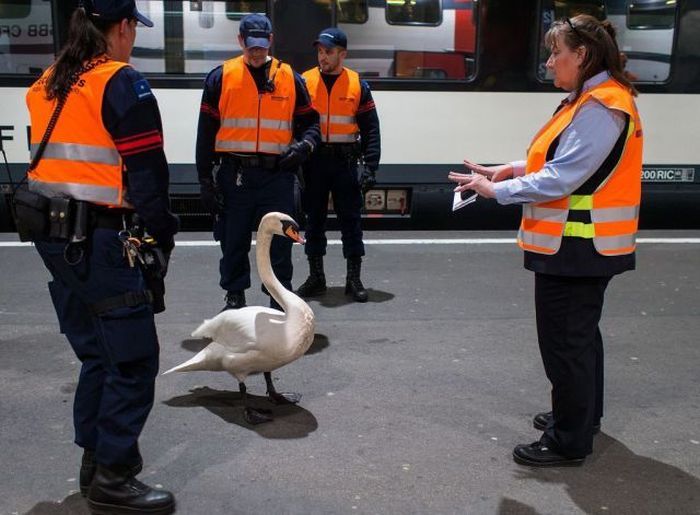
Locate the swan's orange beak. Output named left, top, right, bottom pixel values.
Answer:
left=284, top=225, right=305, bottom=244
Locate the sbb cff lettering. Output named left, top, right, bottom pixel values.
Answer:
left=0, top=24, right=51, bottom=38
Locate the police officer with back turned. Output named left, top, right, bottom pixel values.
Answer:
left=196, top=13, right=320, bottom=311
left=23, top=1, right=177, bottom=513
left=298, top=28, right=381, bottom=303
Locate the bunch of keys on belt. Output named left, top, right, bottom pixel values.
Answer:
left=118, top=229, right=144, bottom=268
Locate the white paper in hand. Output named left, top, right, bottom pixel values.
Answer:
left=452, top=189, right=477, bottom=211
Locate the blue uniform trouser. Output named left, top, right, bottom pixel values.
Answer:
left=302, top=152, right=365, bottom=258
left=35, top=229, right=159, bottom=468
left=217, top=164, right=295, bottom=292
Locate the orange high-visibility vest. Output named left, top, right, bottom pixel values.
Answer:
left=302, top=66, right=360, bottom=144
left=518, top=79, right=643, bottom=256
left=215, top=56, right=296, bottom=154
left=26, top=58, right=130, bottom=207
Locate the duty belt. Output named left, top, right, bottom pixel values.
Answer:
left=317, top=143, right=358, bottom=158
left=223, top=153, right=279, bottom=170
left=90, top=208, right=134, bottom=230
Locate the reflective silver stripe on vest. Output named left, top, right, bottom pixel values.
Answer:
left=29, top=178, right=124, bottom=206
left=594, top=233, right=636, bottom=252
left=220, top=118, right=258, bottom=129
left=215, top=140, right=257, bottom=151
left=329, top=115, right=356, bottom=124
left=31, top=142, right=120, bottom=166
left=590, top=205, right=639, bottom=223
left=327, top=133, right=357, bottom=143
left=522, top=204, right=568, bottom=223
left=258, top=142, right=288, bottom=154
left=518, top=229, right=560, bottom=251
left=259, top=118, right=292, bottom=130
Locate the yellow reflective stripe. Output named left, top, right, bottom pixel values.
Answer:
left=563, top=221, right=595, bottom=238
left=591, top=205, right=639, bottom=223
left=29, top=178, right=124, bottom=206
left=215, top=140, right=257, bottom=151
left=31, top=143, right=120, bottom=166
left=220, top=118, right=257, bottom=128
left=569, top=195, right=593, bottom=210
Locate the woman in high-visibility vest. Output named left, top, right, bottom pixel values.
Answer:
left=449, top=15, right=642, bottom=467
left=25, top=2, right=177, bottom=512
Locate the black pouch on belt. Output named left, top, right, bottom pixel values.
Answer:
left=11, top=183, right=50, bottom=242
left=48, top=197, right=73, bottom=240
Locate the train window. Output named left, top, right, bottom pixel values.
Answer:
left=536, top=0, right=677, bottom=83
left=337, top=0, right=368, bottom=24
left=386, top=0, right=442, bottom=26
left=224, top=1, right=266, bottom=20
left=0, top=0, right=54, bottom=75
left=132, top=1, right=248, bottom=74
left=627, top=0, right=676, bottom=30
left=339, top=0, right=475, bottom=80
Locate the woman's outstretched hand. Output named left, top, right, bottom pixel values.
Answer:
left=463, top=159, right=513, bottom=183
left=448, top=170, right=495, bottom=199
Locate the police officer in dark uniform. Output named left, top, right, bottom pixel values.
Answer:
left=196, top=14, right=320, bottom=311
left=23, top=1, right=177, bottom=513
left=297, top=28, right=381, bottom=303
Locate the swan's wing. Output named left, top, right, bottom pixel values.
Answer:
left=207, top=307, right=287, bottom=354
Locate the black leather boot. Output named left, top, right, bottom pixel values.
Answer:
left=296, top=256, right=326, bottom=297
left=80, top=449, right=144, bottom=497
left=87, top=464, right=175, bottom=515
left=345, top=257, right=368, bottom=303
left=222, top=290, right=246, bottom=311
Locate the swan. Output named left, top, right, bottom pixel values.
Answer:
left=163, top=212, right=315, bottom=424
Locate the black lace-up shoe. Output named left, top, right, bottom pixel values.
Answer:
left=513, top=439, right=585, bottom=467
left=533, top=411, right=601, bottom=434
left=87, top=464, right=175, bottom=515
left=222, top=290, right=246, bottom=311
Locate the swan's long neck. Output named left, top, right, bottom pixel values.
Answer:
left=256, top=222, right=299, bottom=313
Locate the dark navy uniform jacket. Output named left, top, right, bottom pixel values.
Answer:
left=196, top=59, right=321, bottom=182
left=102, top=67, right=179, bottom=251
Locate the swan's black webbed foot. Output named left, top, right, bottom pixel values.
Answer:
left=264, top=372, right=301, bottom=404
left=268, top=391, right=302, bottom=405
left=244, top=407, right=273, bottom=425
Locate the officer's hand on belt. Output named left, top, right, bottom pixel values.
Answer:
left=200, top=179, right=223, bottom=215
left=279, top=140, right=313, bottom=171
left=359, top=165, right=377, bottom=194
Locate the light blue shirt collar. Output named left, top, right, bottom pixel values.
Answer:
left=567, top=70, right=610, bottom=101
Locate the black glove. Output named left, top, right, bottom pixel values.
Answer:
left=279, top=140, right=312, bottom=171
left=359, top=165, right=377, bottom=194
left=200, top=179, right=223, bottom=215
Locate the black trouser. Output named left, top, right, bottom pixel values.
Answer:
left=535, top=273, right=610, bottom=458
left=35, top=229, right=159, bottom=468
left=302, top=151, right=364, bottom=259
left=217, top=163, right=295, bottom=292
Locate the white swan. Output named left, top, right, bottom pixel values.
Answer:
left=163, top=212, right=315, bottom=424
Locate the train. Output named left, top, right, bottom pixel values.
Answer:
left=1, top=0, right=699, bottom=230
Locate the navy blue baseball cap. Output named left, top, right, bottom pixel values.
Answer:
left=239, top=13, right=272, bottom=49
left=84, top=0, right=154, bottom=27
left=314, top=28, right=347, bottom=49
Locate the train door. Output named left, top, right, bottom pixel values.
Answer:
left=270, top=0, right=332, bottom=73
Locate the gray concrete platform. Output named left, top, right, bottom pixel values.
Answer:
left=1, top=231, right=699, bottom=515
